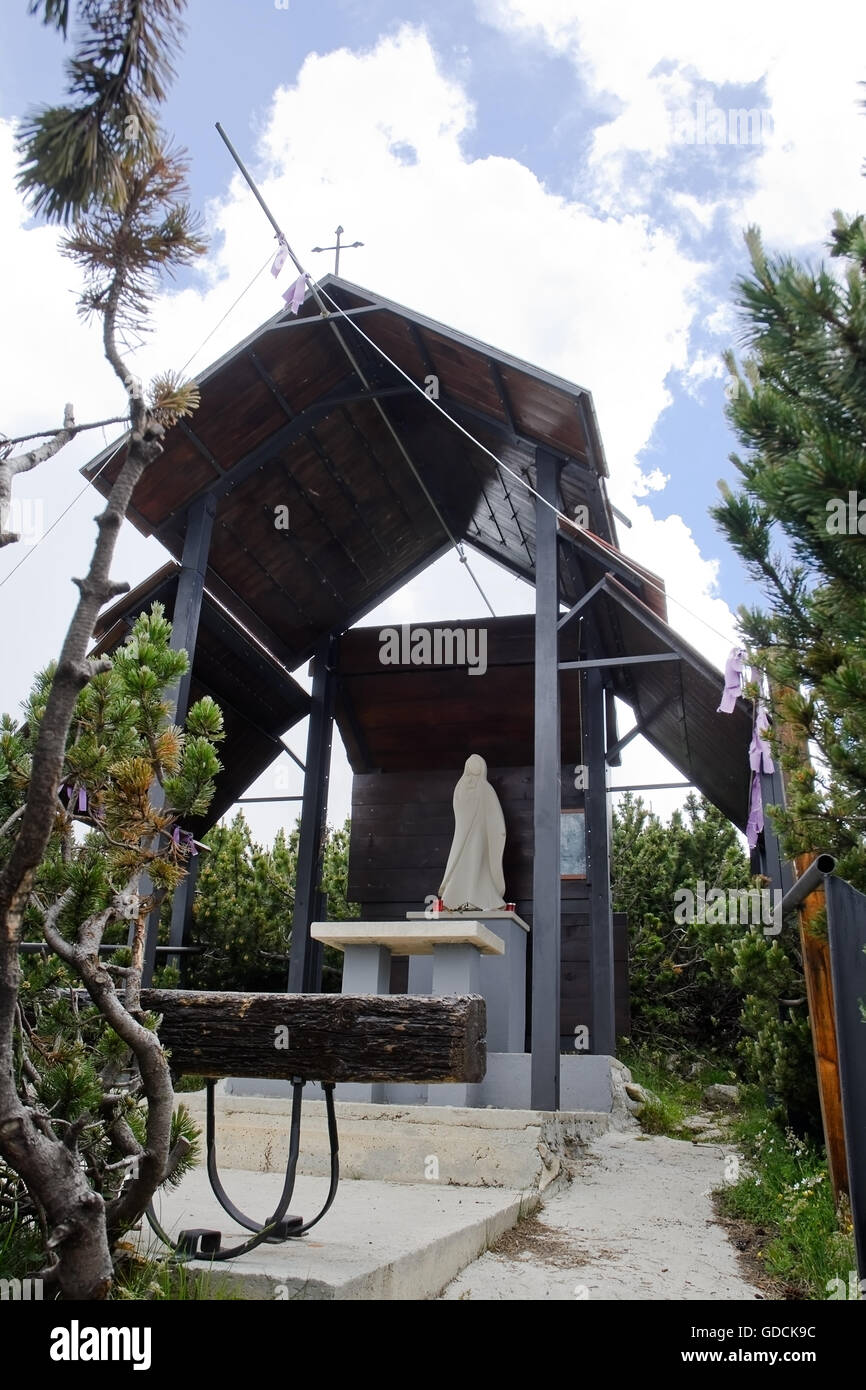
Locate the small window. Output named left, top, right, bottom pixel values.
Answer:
left=560, top=809, right=586, bottom=879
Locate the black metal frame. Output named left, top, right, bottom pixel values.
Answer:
left=530, top=447, right=562, bottom=1110
left=287, top=636, right=337, bottom=994
left=144, top=1080, right=340, bottom=1261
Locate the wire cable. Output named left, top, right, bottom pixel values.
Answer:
left=178, top=249, right=274, bottom=379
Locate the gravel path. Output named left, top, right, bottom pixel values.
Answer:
left=440, top=1129, right=763, bottom=1300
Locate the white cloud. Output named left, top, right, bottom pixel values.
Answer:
left=681, top=347, right=726, bottom=398
left=479, top=0, right=866, bottom=245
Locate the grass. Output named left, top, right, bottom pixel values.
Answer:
left=618, top=1041, right=737, bottom=1139
left=0, top=1203, right=43, bottom=1283
left=111, top=1249, right=242, bottom=1301
left=718, top=1099, right=857, bottom=1300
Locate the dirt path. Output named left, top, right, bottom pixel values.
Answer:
left=440, top=1129, right=763, bottom=1300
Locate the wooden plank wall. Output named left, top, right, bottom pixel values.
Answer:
left=348, top=764, right=630, bottom=1049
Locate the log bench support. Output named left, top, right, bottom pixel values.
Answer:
left=140, top=988, right=486, bottom=1257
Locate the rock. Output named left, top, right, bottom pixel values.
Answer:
left=625, top=1082, right=650, bottom=1104
left=609, top=1067, right=641, bottom=1130
left=702, top=1083, right=740, bottom=1110
left=681, top=1114, right=712, bottom=1133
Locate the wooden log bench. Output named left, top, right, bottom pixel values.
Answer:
left=140, top=988, right=486, bottom=1260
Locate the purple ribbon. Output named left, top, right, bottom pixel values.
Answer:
left=749, top=702, right=775, bottom=775
left=283, top=273, right=306, bottom=315
left=61, top=783, right=88, bottom=814
left=717, top=647, right=746, bottom=713
left=746, top=772, right=764, bottom=849
left=172, top=826, right=198, bottom=856
left=271, top=238, right=289, bottom=278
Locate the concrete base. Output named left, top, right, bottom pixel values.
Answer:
left=228, top=1052, right=623, bottom=1115
left=181, top=1092, right=610, bottom=1189
left=142, top=1171, right=534, bottom=1301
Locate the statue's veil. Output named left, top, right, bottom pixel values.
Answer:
left=438, top=755, right=506, bottom=907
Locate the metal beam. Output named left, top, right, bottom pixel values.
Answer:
left=280, top=741, right=306, bottom=774
left=826, top=874, right=866, bottom=1281
left=559, top=652, right=680, bottom=672
left=263, top=303, right=387, bottom=332
left=287, top=636, right=337, bottom=993
left=757, top=762, right=794, bottom=897
left=605, top=691, right=672, bottom=765
left=169, top=493, right=217, bottom=723
left=610, top=781, right=693, bottom=792
left=150, top=494, right=216, bottom=983
left=557, top=576, right=608, bottom=633
left=531, top=448, right=562, bottom=1111
left=177, top=420, right=222, bottom=477
left=583, top=665, right=616, bottom=1057
left=236, top=795, right=304, bottom=804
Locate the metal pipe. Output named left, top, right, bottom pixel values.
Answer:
left=17, top=943, right=202, bottom=954
left=781, top=854, right=836, bottom=914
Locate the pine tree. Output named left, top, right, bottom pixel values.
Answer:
left=188, top=813, right=293, bottom=992
left=0, top=606, right=223, bottom=1293
left=612, top=792, right=752, bottom=1053
left=185, top=814, right=357, bottom=992
left=711, top=218, right=866, bottom=890
left=0, top=1, right=206, bottom=1300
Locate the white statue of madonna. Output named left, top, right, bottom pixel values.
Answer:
left=438, top=754, right=507, bottom=911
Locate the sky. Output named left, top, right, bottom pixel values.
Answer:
left=1, top=0, right=865, bottom=845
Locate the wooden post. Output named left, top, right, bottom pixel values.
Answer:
left=792, top=851, right=848, bottom=1200
left=772, top=682, right=848, bottom=1200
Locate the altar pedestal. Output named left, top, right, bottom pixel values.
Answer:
left=311, top=920, right=503, bottom=1104
left=405, top=910, right=528, bottom=1053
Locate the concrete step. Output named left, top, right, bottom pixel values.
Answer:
left=142, top=1171, right=534, bottom=1300
left=179, top=1092, right=611, bottom=1190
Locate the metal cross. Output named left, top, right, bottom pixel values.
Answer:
left=311, top=225, right=364, bottom=276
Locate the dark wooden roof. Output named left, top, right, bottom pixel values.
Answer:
left=91, top=563, right=310, bottom=830
left=82, top=276, right=618, bottom=670
left=82, top=277, right=749, bottom=828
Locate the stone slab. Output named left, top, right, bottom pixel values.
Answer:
left=141, top=1171, right=532, bottom=1300
left=181, top=1093, right=610, bottom=1189
left=310, top=920, right=504, bottom=955
left=406, top=909, right=529, bottom=932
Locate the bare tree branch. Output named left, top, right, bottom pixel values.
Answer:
left=2, top=415, right=130, bottom=448
left=0, top=404, right=76, bottom=547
